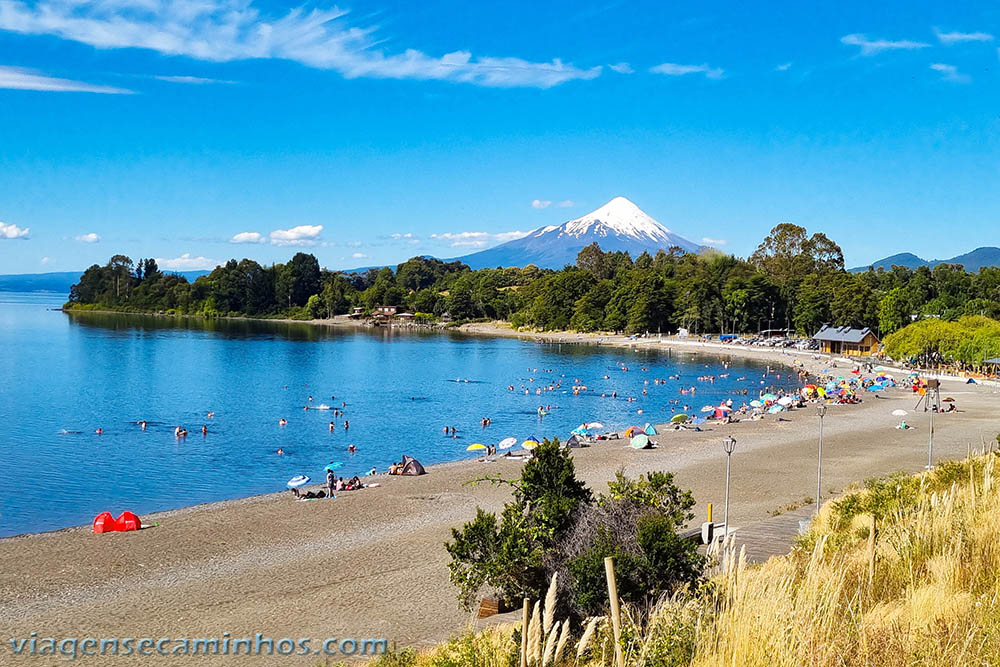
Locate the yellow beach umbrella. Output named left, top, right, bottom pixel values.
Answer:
left=466, top=443, right=486, bottom=451
left=521, top=439, right=539, bottom=450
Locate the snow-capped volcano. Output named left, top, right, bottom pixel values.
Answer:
left=454, top=197, right=702, bottom=269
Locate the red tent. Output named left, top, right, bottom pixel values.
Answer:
left=92, top=511, right=142, bottom=533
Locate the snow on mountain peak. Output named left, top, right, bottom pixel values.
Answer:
left=559, top=196, right=674, bottom=242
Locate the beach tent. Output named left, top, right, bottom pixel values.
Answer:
left=400, top=455, right=426, bottom=476
left=630, top=434, right=653, bottom=449
left=566, top=435, right=583, bottom=448
left=967, top=378, right=978, bottom=384
left=624, top=425, right=643, bottom=437
left=93, top=510, right=141, bottom=533
left=644, top=423, right=657, bottom=435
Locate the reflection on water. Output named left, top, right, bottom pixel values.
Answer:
left=1, top=294, right=798, bottom=537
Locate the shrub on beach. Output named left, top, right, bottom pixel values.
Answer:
left=446, top=441, right=704, bottom=622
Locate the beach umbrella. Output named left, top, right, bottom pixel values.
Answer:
left=670, top=413, right=688, bottom=423
left=521, top=439, right=539, bottom=450
left=287, top=475, right=310, bottom=488
left=498, top=436, right=517, bottom=450
left=768, top=404, right=785, bottom=414
left=571, top=426, right=590, bottom=436
left=761, top=393, right=778, bottom=402
left=700, top=405, right=715, bottom=413
left=943, top=397, right=955, bottom=402
left=867, top=384, right=885, bottom=392
left=778, top=396, right=794, bottom=406
left=466, top=443, right=486, bottom=451
left=750, top=399, right=762, bottom=408
left=892, top=409, right=907, bottom=417
left=630, top=434, right=651, bottom=449
left=586, top=422, right=605, bottom=429
left=324, top=462, right=344, bottom=472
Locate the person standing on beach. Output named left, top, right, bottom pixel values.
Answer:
left=326, top=469, right=336, bottom=497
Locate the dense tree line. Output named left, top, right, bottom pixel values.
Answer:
left=68, top=223, right=1000, bottom=337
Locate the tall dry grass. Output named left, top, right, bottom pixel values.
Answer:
left=364, top=452, right=1000, bottom=667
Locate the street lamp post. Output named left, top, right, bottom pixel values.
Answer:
left=816, top=404, right=827, bottom=516
left=722, top=436, right=737, bottom=542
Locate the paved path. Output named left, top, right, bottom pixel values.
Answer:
left=727, top=506, right=816, bottom=562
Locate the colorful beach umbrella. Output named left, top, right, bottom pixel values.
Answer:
left=521, top=439, right=539, bottom=450
left=498, top=437, right=517, bottom=450
left=670, top=413, right=688, bottom=423
left=768, top=404, right=785, bottom=414
left=750, top=400, right=762, bottom=408
left=466, top=443, right=486, bottom=451
left=630, top=434, right=651, bottom=449
left=287, top=475, right=310, bottom=488
left=324, top=462, right=344, bottom=472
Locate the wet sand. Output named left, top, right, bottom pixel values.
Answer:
left=2, top=335, right=998, bottom=665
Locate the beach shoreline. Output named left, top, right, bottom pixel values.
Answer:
left=4, top=315, right=998, bottom=665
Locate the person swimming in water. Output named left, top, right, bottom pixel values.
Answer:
left=329, top=421, right=335, bottom=432
left=348, top=444, right=356, bottom=454
left=344, top=420, right=349, bottom=430
left=95, top=428, right=103, bottom=435
left=279, top=418, right=288, bottom=426
left=207, top=412, right=214, bottom=419
left=276, top=447, right=284, bottom=455
left=201, top=425, right=207, bottom=436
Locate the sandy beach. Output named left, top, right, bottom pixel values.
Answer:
left=2, top=330, right=998, bottom=665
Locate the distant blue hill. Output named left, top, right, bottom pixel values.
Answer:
left=0, top=270, right=210, bottom=294
left=850, top=247, right=1000, bottom=273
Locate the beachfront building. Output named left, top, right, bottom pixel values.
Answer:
left=812, top=324, right=880, bottom=357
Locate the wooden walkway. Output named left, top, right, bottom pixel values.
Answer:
left=727, top=506, right=816, bottom=563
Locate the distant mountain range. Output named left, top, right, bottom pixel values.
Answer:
left=0, top=270, right=209, bottom=294
left=849, top=247, right=1000, bottom=273
left=450, top=196, right=703, bottom=269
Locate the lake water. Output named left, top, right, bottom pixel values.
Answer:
left=0, top=292, right=800, bottom=537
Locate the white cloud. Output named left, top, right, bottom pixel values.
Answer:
left=775, top=62, right=792, bottom=71
left=155, top=253, right=218, bottom=270
left=390, top=232, right=415, bottom=239
left=0, top=0, right=601, bottom=89
left=0, top=221, right=29, bottom=239
left=531, top=199, right=552, bottom=209
left=934, top=28, right=993, bottom=44
left=269, top=224, right=323, bottom=246
left=608, top=62, right=633, bottom=74
left=650, top=62, right=723, bottom=79
left=40, top=256, right=51, bottom=264
left=840, top=33, right=929, bottom=56
left=702, top=237, right=727, bottom=246
left=431, top=230, right=529, bottom=248
left=930, top=63, right=971, bottom=83
left=351, top=252, right=368, bottom=259
left=557, top=200, right=576, bottom=208
left=0, top=65, right=132, bottom=93
left=75, top=232, right=101, bottom=243
left=230, top=231, right=265, bottom=244
left=155, top=75, right=235, bottom=84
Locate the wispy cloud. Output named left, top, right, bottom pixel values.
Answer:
left=351, top=252, right=367, bottom=259
left=431, top=230, right=529, bottom=249
left=934, top=28, right=993, bottom=44
left=0, top=65, right=131, bottom=93
left=155, top=75, right=236, bottom=85
left=608, top=62, right=633, bottom=74
left=840, top=33, right=929, bottom=56
left=230, top=231, right=265, bottom=244
left=0, top=221, right=29, bottom=239
left=702, top=237, right=727, bottom=245
left=40, top=256, right=51, bottom=264
left=155, top=253, right=218, bottom=270
left=557, top=200, right=576, bottom=208
left=930, top=63, right=970, bottom=83
left=75, top=232, right=100, bottom=243
left=0, top=0, right=600, bottom=89
left=531, top=199, right=552, bottom=209
left=650, top=62, right=723, bottom=79
left=775, top=62, right=792, bottom=71
left=269, top=225, right=324, bottom=247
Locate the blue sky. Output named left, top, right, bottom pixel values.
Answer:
left=1, top=0, right=999, bottom=274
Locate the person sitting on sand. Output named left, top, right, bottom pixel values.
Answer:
left=349, top=475, right=362, bottom=489
left=335, top=477, right=344, bottom=491
left=369, top=466, right=377, bottom=476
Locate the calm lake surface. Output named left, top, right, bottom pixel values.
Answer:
left=0, top=292, right=800, bottom=537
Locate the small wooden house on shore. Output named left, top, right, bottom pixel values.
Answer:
left=812, top=324, right=880, bottom=357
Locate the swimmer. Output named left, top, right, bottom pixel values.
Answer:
left=95, top=428, right=103, bottom=435
left=207, top=412, right=214, bottom=418
left=276, top=448, right=284, bottom=455
left=279, top=418, right=288, bottom=426
left=139, top=420, right=147, bottom=431
left=348, top=444, right=356, bottom=454
left=344, top=420, right=349, bottom=430
left=201, top=425, right=207, bottom=436
left=329, top=421, right=335, bottom=432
